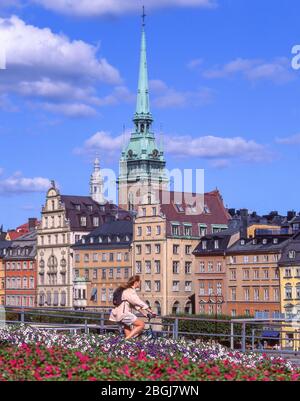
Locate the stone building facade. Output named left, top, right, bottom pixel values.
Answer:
left=37, top=182, right=130, bottom=308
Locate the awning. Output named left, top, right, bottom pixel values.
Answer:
left=261, top=330, right=280, bottom=339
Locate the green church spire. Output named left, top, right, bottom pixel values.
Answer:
left=134, top=7, right=153, bottom=128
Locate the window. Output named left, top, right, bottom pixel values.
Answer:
left=154, top=281, right=161, bottom=292
left=244, top=288, right=250, bottom=301
left=156, top=226, right=161, bottom=235
left=142, top=208, right=146, bottom=217
left=23, top=262, right=27, bottom=269
left=253, top=255, right=259, bottom=263
left=208, top=262, right=213, bottom=273
left=154, top=260, right=161, bottom=274
left=245, top=310, right=250, bottom=317
left=102, top=253, right=107, bottom=262
left=243, top=270, right=250, bottom=280
left=185, top=245, right=191, bottom=255
left=274, top=288, right=280, bottom=302
left=23, top=277, right=28, bottom=289
left=230, top=256, right=237, bottom=264
left=263, top=255, right=269, bottom=262
left=285, top=268, right=292, bottom=278
left=101, top=289, right=106, bottom=302
left=230, top=269, right=236, bottom=280
left=109, top=253, right=114, bottom=262
left=84, top=254, right=89, bottom=263
left=75, top=204, right=81, bottom=211
left=231, top=288, right=236, bottom=301
left=102, top=269, right=106, bottom=279
left=263, top=270, right=269, bottom=279
left=93, top=269, right=97, bottom=280
left=124, top=252, right=129, bottom=262
left=109, top=268, right=113, bottom=279
left=296, top=284, right=300, bottom=299
left=116, top=268, right=121, bottom=279
left=152, top=207, right=157, bottom=216
left=231, top=310, right=237, bottom=317
left=214, top=240, right=219, bottom=249
left=145, top=281, right=151, bottom=292
left=254, top=288, right=259, bottom=301
left=75, top=254, right=80, bottom=263
left=172, top=281, right=180, bottom=292
left=208, top=282, right=213, bottom=295
left=108, top=289, right=114, bottom=302
left=285, top=285, right=292, bottom=300
left=145, top=261, right=151, bottom=274
left=84, top=269, right=89, bottom=280
left=136, top=262, right=142, bottom=274
left=93, top=253, right=98, bottom=262
left=146, top=226, right=151, bottom=236
left=117, top=253, right=122, bottom=262
left=199, top=262, right=205, bottom=273
left=202, top=241, right=207, bottom=250
left=124, top=268, right=129, bottom=279
left=173, top=261, right=180, bottom=274
left=137, top=227, right=142, bottom=236
left=243, top=256, right=249, bottom=264
left=145, top=244, right=151, bottom=254
left=289, top=250, right=296, bottom=259
left=136, top=245, right=142, bottom=255
left=173, top=245, right=179, bottom=254
left=93, top=217, right=99, bottom=227
left=184, top=226, right=192, bottom=236
left=80, top=216, right=87, bottom=227
left=185, top=281, right=192, bottom=292
left=185, top=262, right=192, bottom=275
left=217, top=282, right=222, bottom=296
left=264, top=288, right=269, bottom=301
left=172, top=225, right=180, bottom=236
left=254, top=270, right=259, bottom=279
left=296, top=269, right=300, bottom=278
left=199, top=282, right=205, bottom=296
left=199, top=225, right=207, bottom=237
left=155, top=244, right=161, bottom=254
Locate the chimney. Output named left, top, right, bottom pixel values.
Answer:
left=240, top=209, right=248, bottom=238
left=287, top=211, right=296, bottom=221
left=28, top=218, right=37, bottom=231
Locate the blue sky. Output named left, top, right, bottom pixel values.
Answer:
left=0, top=0, right=300, bottom=229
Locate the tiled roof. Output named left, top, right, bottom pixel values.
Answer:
left=279, top=232, right=300, bottom=266
left=227, top=235, right=290, bottom=255
left=4, top=230, right=37, bottom=260
left=159, top=190, right=230, bottom=237
left=72, top=220, right=133, bottom=250
left=193, top=233, right=237, bottom=256
left=60, top=196, right=132, bottom=232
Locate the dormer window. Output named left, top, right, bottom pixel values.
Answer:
left=90, top=237, right=94, bottom=244
left=116, top=236, right=120, bottom=242
left=93, top=217, right=99, bottom=227
left=241, top=239, right=245, bottom=245
left=289, top=250, right=296, bottom=259
left=175, top=203, right=185, bottom=213
left=204, top=204, right=211, bottom=214
left=125, top=235, right=130, bottom=242
left=273, top=238, right=278, bottom=244
left=202, top=241, right=207, bottom=250
left=253, top=239, right=257, bottom=245
left=88, top=205, right=93, bottom=212
left=214, top=240, right=219, bottom=249
left=107, top=236, right=111, bottom=243
left=80, top=216, right=87, bottom=227
left=262, top=239, right=267, bottom=245
left=75, top=204, right=81, bottom=211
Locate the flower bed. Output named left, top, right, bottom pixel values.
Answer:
left=0, top=325, right=299, bottom=381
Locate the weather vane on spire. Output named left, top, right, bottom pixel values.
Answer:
left=142, top=5, right=146, bottom=27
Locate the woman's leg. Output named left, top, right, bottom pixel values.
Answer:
left=125, top=319, right=145, bottom=340
left=123, top=325, right=131, bottom=338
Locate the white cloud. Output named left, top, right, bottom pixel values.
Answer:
left=75, top=130, right=271, bottom=166
left=276, top=133, right=300, bottom=145
left=41, top=102, right=98, bottom=118
left=31, top=0, right=216, bottom=17
left=164, top=134, right=271, bottom=163
left=74, top=130, right=131, bottom=157
left=149, top=79, right=214, bottom=108
left=203, top=57, right=294, bottom=84
left=187, top=58, right=203, bottom=70
left=0, top=15, right=123, bottom=117
left=0, top=172, right=51, bottom=195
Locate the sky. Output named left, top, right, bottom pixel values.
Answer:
left=0, top=0, right=300, bottom=229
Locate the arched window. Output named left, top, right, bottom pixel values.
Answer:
left=145, top=300, right=151, bottom=308
left=61, top=291, right=66, bottom=307
left=172, top=301, right=180, bottom=315
left=154, top=301, right=161, bottom=316
left=184, top=301, right=192, bottom=315
left=39, top=292, right=45, bottom=306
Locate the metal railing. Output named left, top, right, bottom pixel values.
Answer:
left=2, top=307, right=300, bottom=358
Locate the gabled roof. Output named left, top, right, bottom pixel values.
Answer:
left=159, top=190, right=230, bottom=237
left=279, top=232, right=300, bottom=266
left=72, top=220, right=133, bottom=250
left=227, top=235, right=290, bottom=255
left=193, top=233, right=236, bottom=256
left=59, top=196, right=132, bottom=232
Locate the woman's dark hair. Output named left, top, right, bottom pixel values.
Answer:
left=121, top=275, right=141, bottom=289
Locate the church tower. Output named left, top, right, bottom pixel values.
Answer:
left=118, top=10, right=168, bottom=211
left=90, top=156, right=105, bottom=204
